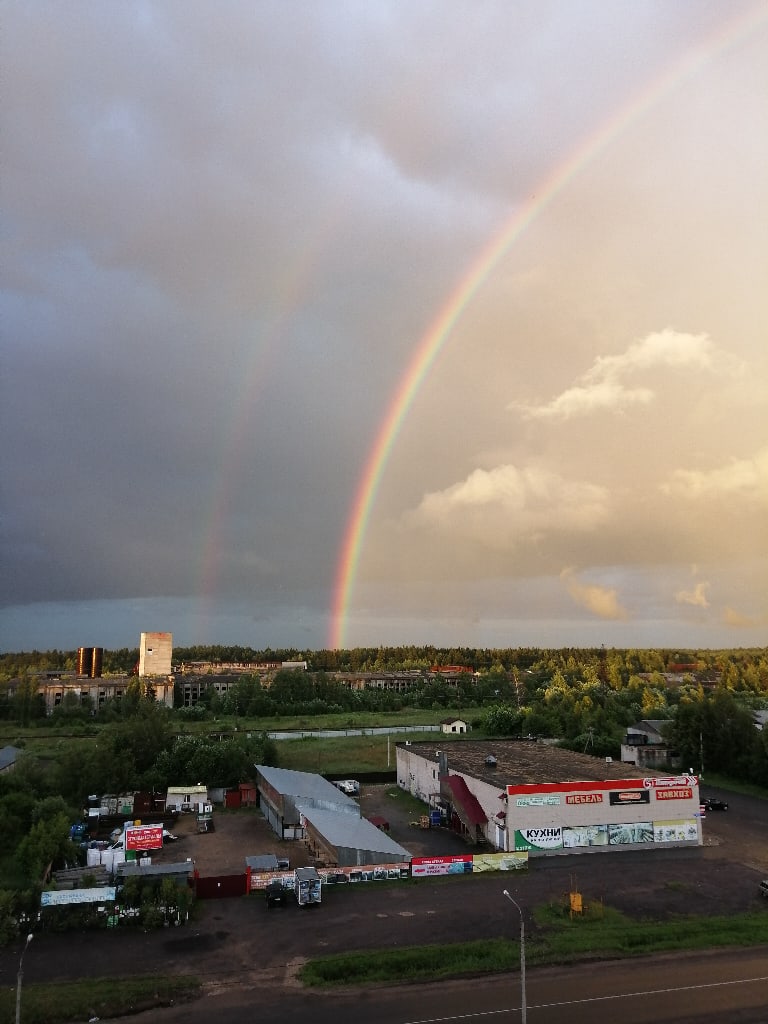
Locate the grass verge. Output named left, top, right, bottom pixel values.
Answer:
left=0, top=974, right=200, bottom=1024
left=298, top=908, right=768, bottom=987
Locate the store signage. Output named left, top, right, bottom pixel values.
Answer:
left=566, top=793, right=603, bottom=805
left=515, top=794, right=561, bottom=807
left=655, top=787, right=692, bottom=800
left=643, top=775, right=697, bottom=789
left=515, top=828, right=563, bottom=851
left=609, top=790, right=650, bottom=805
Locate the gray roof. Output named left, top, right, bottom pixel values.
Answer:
left=298, top=805, right=412, bottom=860
left=0, top=745, right=21, bottom=771
left=117, top=860, right=194, bottom=878
left=398, top=739, right=668, bottom=788
left=255, top=764, right=358, bottom=809
left=245, top=854, right=279, bottom=871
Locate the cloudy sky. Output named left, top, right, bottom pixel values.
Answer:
left=2, top=1, right=767, bottom=654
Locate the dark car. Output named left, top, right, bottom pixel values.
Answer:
left=265, top=881, right=287, bottom=908
left=704, top=798, right=728, bottom=811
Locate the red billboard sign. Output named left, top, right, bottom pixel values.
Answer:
left=125, top=825, right=163, bottom=851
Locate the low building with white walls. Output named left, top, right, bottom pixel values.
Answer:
left=396, top=739, right=701, bottom=857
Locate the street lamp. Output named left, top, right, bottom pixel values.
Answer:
left=502, top=890, right=526, bottom=1024
left=15, top=933, right=33, bottom=1024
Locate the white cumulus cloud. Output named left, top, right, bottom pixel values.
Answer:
left=514, top=329, right=725, bottom=421
left=662, top=447, right=768, bottom=501
left=410, top=464, right=611, bottom=548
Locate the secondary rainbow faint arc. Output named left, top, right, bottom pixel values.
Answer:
left=329, top=3, right=767, bottom=651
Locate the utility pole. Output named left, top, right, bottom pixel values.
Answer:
left=16, top=933, right=33, bottom=1024
left=502, top=891, right=526, bottom=1024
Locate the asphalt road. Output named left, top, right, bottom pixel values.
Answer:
left=110, top=947, right=768, bottom=1024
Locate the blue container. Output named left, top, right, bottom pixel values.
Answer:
left=430, top=810, right=441, bottom=827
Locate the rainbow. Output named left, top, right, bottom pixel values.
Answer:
left=329, top=4, right=767, bottom=650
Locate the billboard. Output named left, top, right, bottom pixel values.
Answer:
left=41, top=886, right=116, bottom=907
left=653, top=819, right=698, bottom=842
left=125, top=825, right=163, bottom=851
left=411, top=854, right=473, bottom=876
left=562, top=824, right=608, bottom=848
left=607, top=821, right=654, bottom=844
left=514, top=827, right=563, bottom=852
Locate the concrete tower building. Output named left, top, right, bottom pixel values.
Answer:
left=139, top=632, right=173, bottom=677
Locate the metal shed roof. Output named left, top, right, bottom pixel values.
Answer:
left=255, top=765, right=358, bottom=808
left=298, top=805, right=412, bottom=860
left=117, top=860, right=194, bottom=878
left=245, top=854, right=279, bottom=871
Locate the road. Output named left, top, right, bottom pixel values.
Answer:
left=112, top=947, right=768, bottom=1023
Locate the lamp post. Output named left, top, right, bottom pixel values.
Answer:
left=15, top=933, right=33, bottom=1024
left=502, top=890, right=526, bottom=1023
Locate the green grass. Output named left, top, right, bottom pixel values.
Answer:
left=298, top=907, right=768, bottom=987
left=273, top=731, right=443, bottom=774
left=0, top=974, right=201, bottom=1024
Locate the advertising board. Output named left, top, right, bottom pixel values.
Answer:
left=125, top=825, right=163, bottom=851
left=514, top=827, right=563, bottom=852
left=41, top=886, right=116, bottom=907
left=411, top=854, right=473, bottom=876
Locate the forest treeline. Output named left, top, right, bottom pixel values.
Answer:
left=1, top=643, right=763, bottom=677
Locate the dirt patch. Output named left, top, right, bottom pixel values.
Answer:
left=152, top=805, right=313, bottom=875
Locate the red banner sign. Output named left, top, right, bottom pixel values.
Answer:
left=655, top=787, right=692, bottom=800
left=125, top=825, right=163, bottom=851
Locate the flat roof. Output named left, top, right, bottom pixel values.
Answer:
left=398, top=739, right=665, bottom=788
left=245, top=854, right=280, bottom=871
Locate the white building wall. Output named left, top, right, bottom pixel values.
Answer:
left=397, top=745, right=441, bottom=803
left=397, top=745, right=701, bottom=856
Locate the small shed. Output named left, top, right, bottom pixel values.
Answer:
left=166, top=785, right=209, bottom=813
left=245, top=854, right=279, bottom=873
left=440, top=718, right=468, bottom=735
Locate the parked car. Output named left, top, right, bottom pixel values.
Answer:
left=703, top=798, right=728, bottom=811
left=265, top=880, right=287, bottom=908
left=334, top=779, right=360, bottom=796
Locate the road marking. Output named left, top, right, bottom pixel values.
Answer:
left=404, top=974, right=768, bottom=1023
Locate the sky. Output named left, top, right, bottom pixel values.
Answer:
left=2, top=1, right=767, bottom=654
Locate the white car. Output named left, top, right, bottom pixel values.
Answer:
left=335, top=780, right=360, bottom=796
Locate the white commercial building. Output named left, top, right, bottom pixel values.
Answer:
left=396, top=739, right=701, bottom=857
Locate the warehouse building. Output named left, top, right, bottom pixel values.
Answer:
left=254, top=764, right=412, bottom=867
left=397, top=739, right=701, bottom=857
left=300, top=807, right=411, bottom=867
left=255, top=765, right=360, bottom=839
